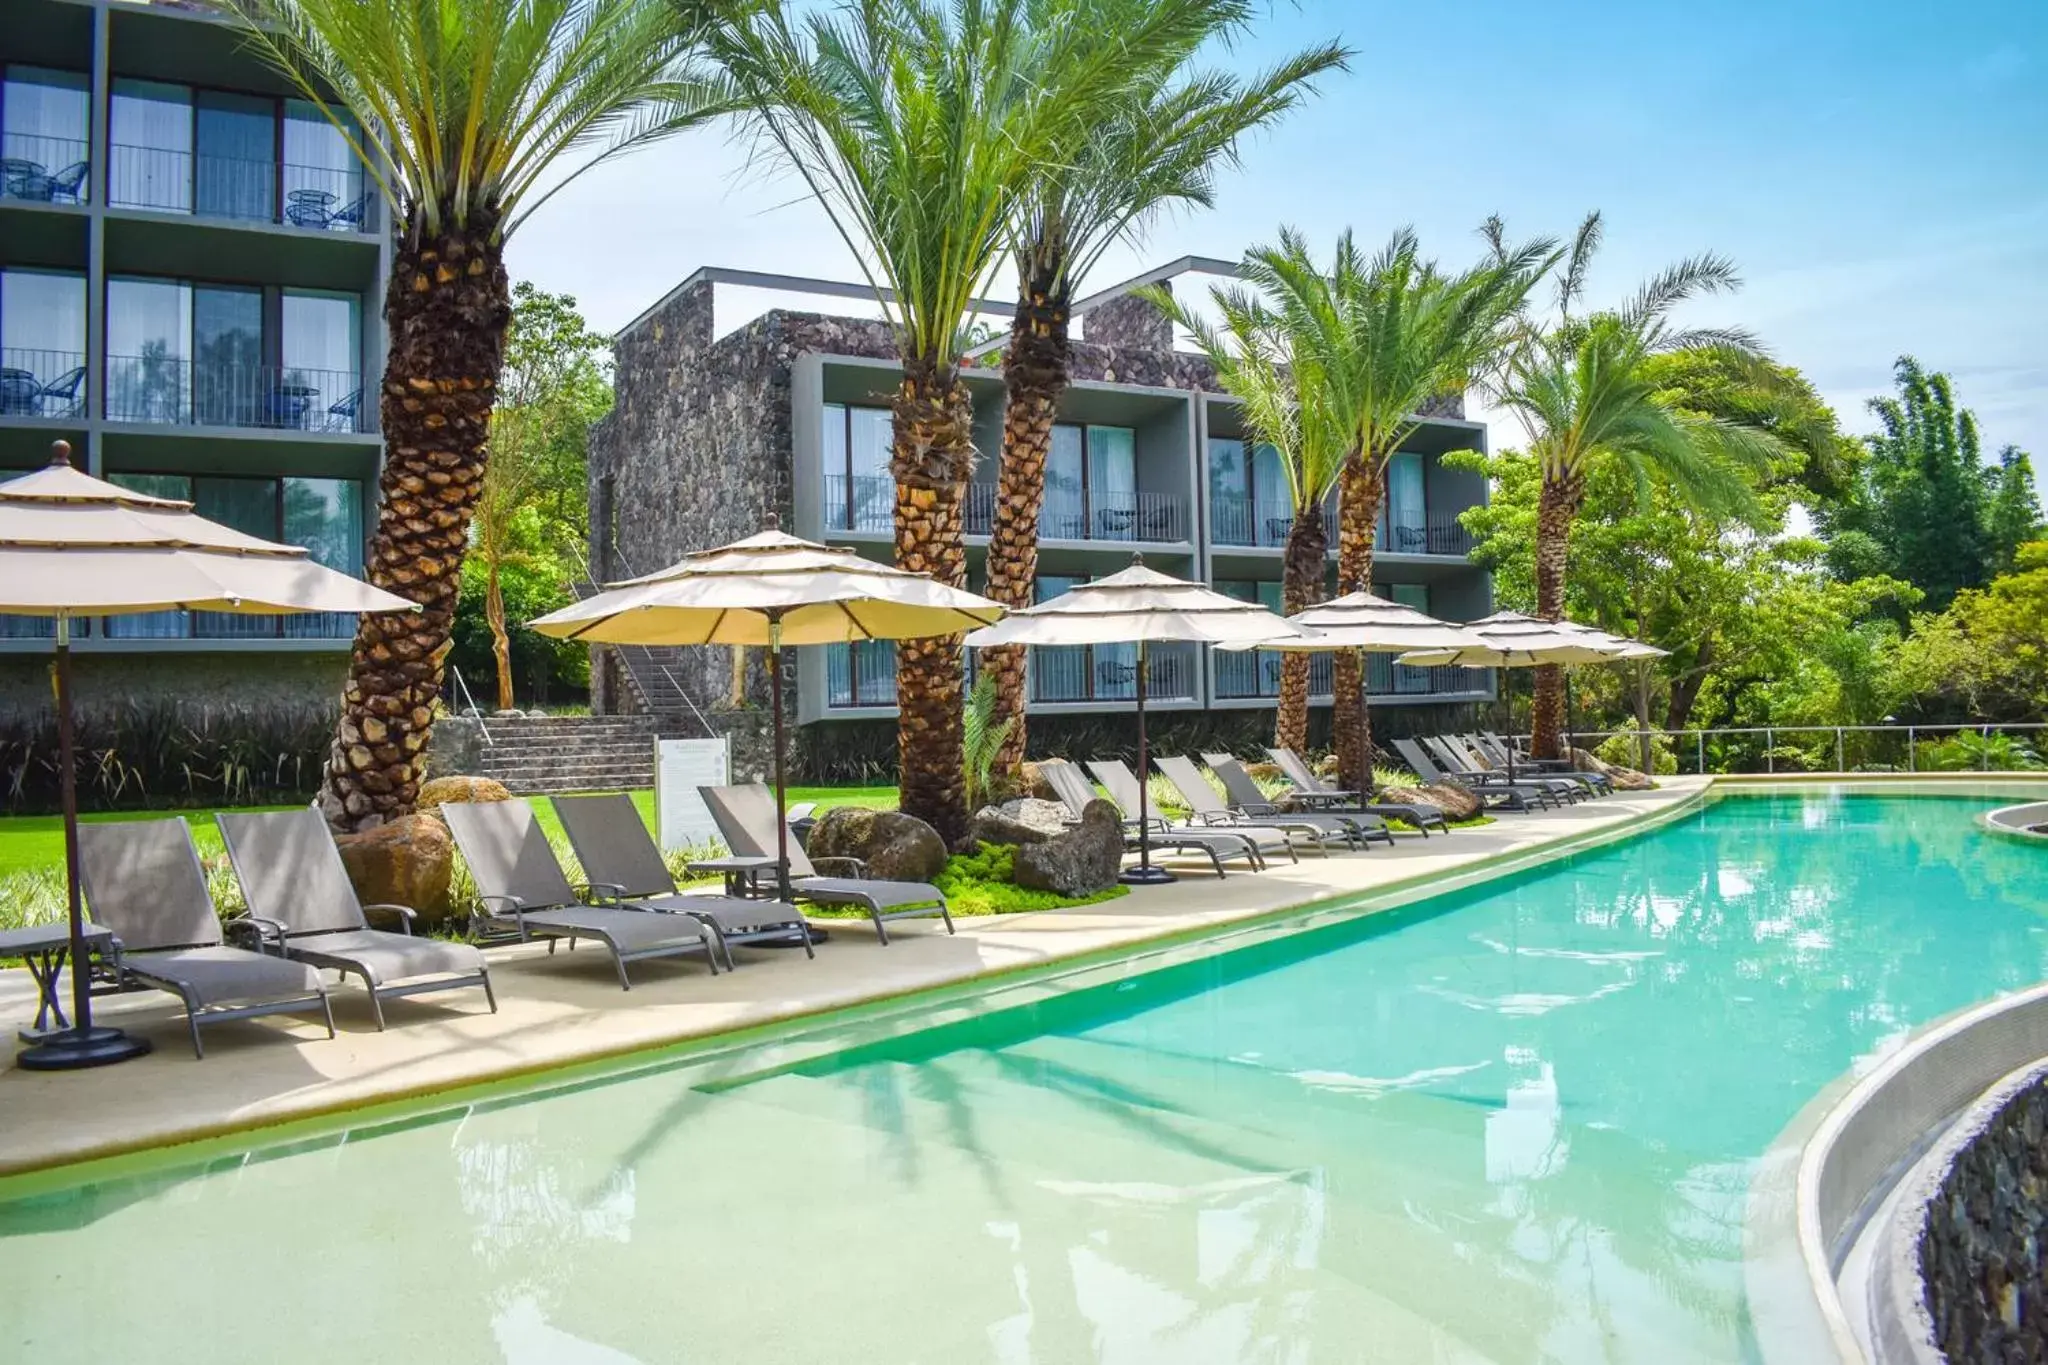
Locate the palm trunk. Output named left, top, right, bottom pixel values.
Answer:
left=892, top=360, right=975, bottom=846
left=486, top=557, right=513, bottom=711
left=985, top=268, right=1069, bottom=785
left=1332, top=455, right=1382, bottom=793
left=319, top=216, right=510, bottom=831
left=1275, top=501, right=1327, bottom=752
left=1531, top=470, right=1583, bottom=760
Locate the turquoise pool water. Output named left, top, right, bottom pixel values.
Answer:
left=3, top=792, right=2044, bottom=1363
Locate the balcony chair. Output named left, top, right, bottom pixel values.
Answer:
left=37, top=366, right=85, bottom=418
left=46, top=161, right=88, bottom=203
left=326, top=193, right=368, bottom=229
left=0, top=369, right=40, bottom=415
left=324, top=386, right=363, bottom=432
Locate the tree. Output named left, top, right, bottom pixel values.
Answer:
left=1894, top=541, right=2048, bottom=722
left=715, top=0, right=1139, bottom=843
left=1148, top=279, right=1347, bottom=749
left=468, top=283, right=612, bottom=709
left=1986, top=446, right=2042, bottom=576
left=981, top=4, right=1346, bottom=781
left=1241, top=225, right=1552, bottom=791
left=233, top=0, right=739, bottom=830
left=1487, top=211, right=1782, bottom=758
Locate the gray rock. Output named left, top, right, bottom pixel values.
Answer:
left=1013, top=799, right=1124, bottom=896
left=967, top=798, right=1071, bottom=848
left=806, top=807, right=948, bottom=883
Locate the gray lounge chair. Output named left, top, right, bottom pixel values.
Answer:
left=1424, top=736, right=1580, bottom=803
left=1390, top=738, right=1542, bottom=811
left=553, top=793, right=815, bottom=967
left=216, top=810, right=496, bottom=1029
left=1087, top=759, right=1293, bottom=865
left=1196, top=753, right=1415, bottom=843
left=693, top=784, right=954, bottom=945
left=1153, top=755, right=1370, bottom=853
left=1035, top=759, right=1246, bottom=877
left=1249, top=749, right=1450, bottom=835
left=76, top=817, right=334, bottom=1059
left=1468, top=733, right=1612, bottom=793
left=441, top=799, right=722, bottom=988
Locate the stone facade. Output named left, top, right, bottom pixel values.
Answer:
left=1919, top=1063, right=2048, bottom=1363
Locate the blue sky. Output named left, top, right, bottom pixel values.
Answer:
left=506, top=0, right=2047, bottom=475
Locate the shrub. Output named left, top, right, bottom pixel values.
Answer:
left=1914, top=731, right=2045, bottom=772
left=1594, top=733, right=1677, bottom=775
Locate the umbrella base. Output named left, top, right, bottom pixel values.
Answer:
left=1118, top=865, right=1178, bottom=886
left=16, top=1025, right=152, bottom=1070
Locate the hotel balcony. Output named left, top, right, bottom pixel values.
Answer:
left=104, top=355, right=365, bottom=432
left=106, top=144, right=372, bottom=234
left=823, top=475, right=1189, bottom=546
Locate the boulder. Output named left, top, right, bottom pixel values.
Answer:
left=1388, top=782, right=1479, bottom=821
left=806, top=807, right=949, bottom=883
left=1019, top=760, right=1060, bottom=802
left=966, top=798, right=1071, bottom=849
left=1572, top=748, right=1653, bottom=791
left=1013, top=799, right=1124, bottom=896
left=1242, top=761, right=1284, bottom=784
left=416, top=775, right=513, bottom=812
left=335, top=814, right=455, bottom=921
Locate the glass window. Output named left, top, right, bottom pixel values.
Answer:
left=193, top=286, right=262, bottom=426
left=193, top=478, right=282, bottom=637
left=1388, top=583, right=1429, bottom=612
left=1086, top=424, right=1136, bottom=538
left=106, top=278, right=193, bottom=423
left=285, top=475, right=366, bottom=640
left=109, top=79, right=194, bottom=212
left=105, top=474, right=193, bottom=637
left=3, top=67, right=90, bottom=202
left=195, top=90, right=276, bottom=220
left=1252, top=442, right=1290, bottom=546
left=1043, top=425, right=1085, bottom=538
left=1, top=270, right=87, bottom=406
left=281, top=290, right=359, bottom=427
left=282, top=99, right=363, bottom=223
left=1209, top=438, right=1250, bottom=545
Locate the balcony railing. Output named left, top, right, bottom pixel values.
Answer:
left=820, top=474, right=895, bottom=535
left=2, top=135, right=90, bottom=203
left=102, top=610, right=357, bottom=641
left=0, top=349, right=87, bottom=418
left=1383, top=513, right=1474, bottom=557
left=106, top=145, right=371, bottom=232
left=1039, top=489, right=1185, bottom=543
left=1031, top=642, right=1198, bottom=704
left=1211, top=496, right=1333, bottom=549
left=105, top=355, right=365, bottom=432
left=1215, top=649, right=1489, bottom=701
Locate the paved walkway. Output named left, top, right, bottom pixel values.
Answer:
left=0, top=779, right=1708, bottom=1176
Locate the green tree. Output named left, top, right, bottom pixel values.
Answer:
left=1986, top=446, right=2043, bottom=575
left=1894, top=541, right=2048, bottom=722
left=467, top=283, right=612, bottom=709
left=981, top=1, right=1346, bottom=782
left=714, top=0, right=1141, bottom=843
left=233, top=0, right=740, bottom=830
left=1487, top=211, right=1783, bottom=758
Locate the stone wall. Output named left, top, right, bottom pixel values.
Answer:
left=1920, top=1064, right=2048, bottom=1362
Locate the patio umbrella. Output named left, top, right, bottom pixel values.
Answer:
left=964, top=557, right=1306, bottom=884
left=1217, top=591, right=1489, bottom=795
left=0, top=441, right=418, bottom=1071
left=1395, top=611, right=1631, bottom=779
left=528, top=519, right=1005, bottom=904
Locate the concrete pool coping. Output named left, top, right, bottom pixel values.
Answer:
left=0, top=774, right=2036, bottom=1189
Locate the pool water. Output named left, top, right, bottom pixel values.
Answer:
left=3, top=792, right=2044, bottom=1363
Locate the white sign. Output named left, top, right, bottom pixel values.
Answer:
left=656, top=737, right=730, bottom=852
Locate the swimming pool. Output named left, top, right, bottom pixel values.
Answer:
left=2, top=791, right=2043, bottom=1363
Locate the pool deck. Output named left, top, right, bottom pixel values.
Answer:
left=0, top=778, right=1712, bottom=1177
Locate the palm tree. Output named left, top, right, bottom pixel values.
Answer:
left=231, top=0, right=739, bottom=830
left=1244, top=226, right=1555, bottom=791
left=714, top=0, right=1141, bottom=843
left=980, top=3, right=1347, bottom=781
left=1145, top=283, right=1347, bottom=750
left=1490, top=212, right=1783, bottom=758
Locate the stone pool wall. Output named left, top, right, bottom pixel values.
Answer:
left=1918, top=1061, right=2048, bottom=1362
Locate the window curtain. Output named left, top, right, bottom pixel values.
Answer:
left=1085, top=425, right=1136, bottom=539
left=846, top=406, right=892, bottom=533
left=193, top=287, right=262, bottom=426
left=281, top=291, right=359, bottom=427
left=1032, top=575, right=1088, bottom=702
left=281, top=100, right=361, bottom=215
left=106, top=278, right=192, bottom=423
left=1251, top=443, right=1291, bottom=547
left=1042, top=426, right=1085, bottom=538
left=1388, top=452, right=1427, bottom=547
left=1208, top=438, right=1250, bottom=545
left=109, top=79, right=193, bottom=212
left=195, top=91, right=275, bottom=221
left=3, top=67, right=90, bottom=197
left=0, top=269, right=87, bottom=388
left=105, top=474, right=193, bottom=637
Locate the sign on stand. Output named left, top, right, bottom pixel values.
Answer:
left=655, top=737, right=730, bottom=853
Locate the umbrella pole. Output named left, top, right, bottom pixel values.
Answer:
left=1356, top=648, right=1373, bottom=798
left=19, top=613, right=150, bottom=1070
left=1121, top=639, right=1172, bottom=885
left=1500, top=665, right=1515, bottom=784
left=768, top=613, right=793, bottom=908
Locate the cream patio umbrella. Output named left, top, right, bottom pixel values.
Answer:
left=1218, top=591, right=1490, bottom=795
left=528, top=519, right=1005, bottom=903
left=1396, top=611, right=1632, bottom=779
left=0, top=441, right=418, bottom=1071
left=964, top=557, right=1307, bottom=884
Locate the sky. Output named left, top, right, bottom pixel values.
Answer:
left=505, top=0, right=2048, bottom=479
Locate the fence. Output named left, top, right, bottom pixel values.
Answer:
left=1562, top=724, right=2048, bottom=776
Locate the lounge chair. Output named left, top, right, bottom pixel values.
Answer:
left=216, top=810, right=496, bottom=1029
left=1424, top=737, right=1581, bottom=803
left=1254, top=748, right=1452, bottom=835
left=1036, top=759, right=1247, bottom=877
left=1469, top=733, right=1612, bottom=793
left=693, top=784, right=954, bottom=945
left=1389, top=738, right=1543, bottom=811
left=552, top=793, right=815, bottom=967
left=1086, top=759, right=1293, bottom=865
left=1152, top=755, right=1373, bottom=853
left=1201, top=752, right=1432, bottom=840
left=441, top=799, right=723, bottom=988
left=75, top=818, right=334, bottom=1058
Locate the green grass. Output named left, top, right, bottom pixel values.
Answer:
left=0, top=785, right=901, bottom=882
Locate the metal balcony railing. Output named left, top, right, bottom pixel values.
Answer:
left=1214, top=649, right=1488, bottom=701
left=106, top=145, right=372, bottom=232
left=1210, top=496, right=1333, bottom=549
left=0, top=349, right=87, bottom=418
left=1383, top=513, right=1474, bottom=556
left=824, top=640, right=898, bottom=707
left=821, top=474, right=894, bottom=534
left=102, top=609, right=357, bottom=641
left=2, top=135, right=90, bottom=203
left=1040, top=488, right=1185, bottom=543
left=1030, top=642, right=1198, bottom=704
left=105, top=355, right=365, bottom=432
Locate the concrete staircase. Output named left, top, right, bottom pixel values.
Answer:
left=471, top=713, right=660, bottom=795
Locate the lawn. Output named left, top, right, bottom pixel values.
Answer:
left=0, top=785, right=899, bottom=881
